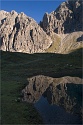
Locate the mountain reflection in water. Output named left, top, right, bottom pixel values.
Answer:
left=22, top=75, right=83, bottom=124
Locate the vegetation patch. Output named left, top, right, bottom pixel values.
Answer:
left=1, top=48, right=82, bottom=124
left=46, top=34, right=61, bottom=52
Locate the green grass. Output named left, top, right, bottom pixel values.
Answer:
left=46, top=34, right=61, bottom=52
left=1, top=48, right=82, bottom=124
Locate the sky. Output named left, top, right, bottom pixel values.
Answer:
left=1, top=0, right=65, bottom=23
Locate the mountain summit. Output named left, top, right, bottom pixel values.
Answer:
left=0, top=10, right=52, bottom=53
left=40, top=0, right=82, bottom=34
left=0, top=0, right=83, bottom=54
left=40, top=0, right=83, bottom=53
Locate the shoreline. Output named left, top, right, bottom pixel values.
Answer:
left=27, top=68, right=82, bottom=78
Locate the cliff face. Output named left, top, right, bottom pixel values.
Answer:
left=0, top=0, right=83, bottom=54
left=39, top=0, right=83, bottom=53
left=0, top=10, right=52, bottom=53
left=40, top=0, right=82, bottom=34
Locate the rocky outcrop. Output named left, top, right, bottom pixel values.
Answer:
left=0, top=0, right=83, bottom=54
left=45, top=31, right=83, bottom=53
left=40, top=0, right=83, bottom=53
left=22, top=75, right=82, bottom=115
left=58, top=31, right=83, bottom=53
left=0, top=10, right=52, bottom=53
left=40, top=0, right=83, bottom=34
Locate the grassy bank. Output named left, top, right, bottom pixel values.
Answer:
left=1, top=48, right=82, bottom=124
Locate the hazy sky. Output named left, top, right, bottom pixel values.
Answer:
left=1, top=0, right=65, bottom=23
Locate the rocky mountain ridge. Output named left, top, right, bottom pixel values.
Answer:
left=40, top=0, right=82, bottom=34
left=0, top=10, right=52, bottom=53
left=0, top=0, right=83, bottom=54
left=40, top=0, right=83, bottom=53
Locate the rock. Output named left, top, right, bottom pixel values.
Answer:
left=57, top=31, right=83, bottom=54
left=40, top=0, right=83, bottom=34
left=0, top=10, right=52, bottom=53
left=0, top=0, right=83, bottom=54
left=40, top=0, right=83, bottom=53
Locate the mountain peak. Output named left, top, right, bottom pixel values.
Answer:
left=0, top=10, right=52, bottom=53
left=0, top=0, right=82, bottom=54
left=41, top=0, right=82, bottom=34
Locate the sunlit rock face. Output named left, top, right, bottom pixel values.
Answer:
left=22, top=75, right=83, bottom=115
left=40, top=0, right=83, bottom=54
left=0, top=0, right=83, bottom=54
left=40, top=0, right=82, bottom=34
left=0, top=10, right=52, bottom=53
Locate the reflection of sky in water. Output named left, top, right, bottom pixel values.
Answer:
left=22, top=75, right=83, bottom=124
left=34, top=96, right=82, bottom=124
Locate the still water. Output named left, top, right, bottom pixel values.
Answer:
left=22, top=75, right=83, bottom=124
